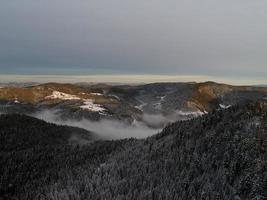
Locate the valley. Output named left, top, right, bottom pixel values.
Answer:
left=0, top=81, right=266, bottom=199
left=0, top=100, right=266, bottom=199
left=0, top=81, right=266, bottom=137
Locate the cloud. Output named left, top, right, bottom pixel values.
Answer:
left=142, top=113, right=172, bottom=128
left=142, top=110, right=204, bottom=129
left=1, top=1, right=267, bottom=77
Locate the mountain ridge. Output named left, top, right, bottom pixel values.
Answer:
left=0, top=81, right=266, bottom=128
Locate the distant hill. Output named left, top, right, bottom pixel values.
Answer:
left=0, top=81, right=267, bottom=128
left=1, top=101, right=266, bottom=199
left=0, top=82, right=141, bottom=123
left=256, top=84, right=267, bottom=87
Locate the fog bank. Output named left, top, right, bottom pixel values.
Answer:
left=33, top=110, right=160, bottom=140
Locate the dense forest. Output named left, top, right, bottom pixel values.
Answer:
left=0, top=101, right=266, bottom=200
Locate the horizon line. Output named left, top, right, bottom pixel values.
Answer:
left=0, top=74, right=266, bottom=86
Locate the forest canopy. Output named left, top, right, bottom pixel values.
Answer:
left=0, top=101, right=266, bottom=200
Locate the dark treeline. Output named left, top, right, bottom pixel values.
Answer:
left=0, top=101, right=267, bottom=200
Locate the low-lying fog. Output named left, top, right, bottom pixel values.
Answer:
left=31, top=109, right=200, bottom=140
left=0, top=108, right=199, bottom=140
left=33, top=110, right=163, bottom=140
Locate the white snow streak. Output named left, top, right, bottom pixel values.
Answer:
left=91, top=93, right=103, bottom=96
left=219, top=104, right=232, bottom=109
left=176, top=110, right=206, bottom=116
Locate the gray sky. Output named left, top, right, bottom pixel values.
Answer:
left=0, top=0, right=267, bottom=78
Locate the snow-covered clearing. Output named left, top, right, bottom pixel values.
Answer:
left=45, top=91, right=80, bottom=100
left=80, top=99, right=106, bottom=113
left=45, top=91, right=106, bottom=113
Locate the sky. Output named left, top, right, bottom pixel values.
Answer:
left=0, top=0, right=267, bottom=82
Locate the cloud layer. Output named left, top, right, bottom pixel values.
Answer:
left=0, top=0, right=267, bottom=77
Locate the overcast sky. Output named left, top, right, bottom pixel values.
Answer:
left=0, top=0, right=267, bottom=79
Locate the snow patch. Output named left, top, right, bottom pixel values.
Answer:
left=14, top=98, right=20, bottom=104
left=46, top=91, right=106, bottom=113
left=176, top=110, right=206, bottom=116
left=152, top=95, right=166, bottom=110
left=109, top=94, right=120, bottom=100
left=45, top=91, right=80, bottom=100
left=219, top=104, right=232, bottom=109
left=80, top=99, right=106, bottom=113
left=135, top=98, right=148, bottom=111
left=91, top=93, right=103, bottom=96
left=135, top=103, right=148, bottom=111
left=160, top=95, right=166, bottom=101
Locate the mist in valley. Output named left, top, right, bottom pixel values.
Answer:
left=0, top=106, right=202, bottom=140
left=33, top=109, right=204, bottom=140
left=0, top=108, right=200, bottom=140
left=32, top=109, right=163, bottom=140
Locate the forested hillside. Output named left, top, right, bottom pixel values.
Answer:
left=1, top=101, right=267, bottom=200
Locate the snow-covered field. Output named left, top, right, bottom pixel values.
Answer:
left=80, top=99, right=106, bottom=113
left=45, top=91, right=106, bottom=113
left=45, top=91, right=80, bottom=100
